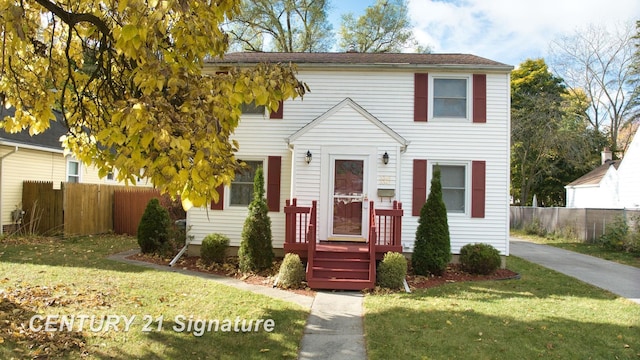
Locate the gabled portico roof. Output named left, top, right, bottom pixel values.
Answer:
left=286, top=98, right=409, bottom=150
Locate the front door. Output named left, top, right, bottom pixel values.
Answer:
left=329, top=158, right=367, bottom=241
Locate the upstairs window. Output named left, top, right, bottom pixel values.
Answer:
left=230, top=160, right=262, bottom=206
left=433, top=78, right=468, bottom=118
left=241, top=102, right=266, bottom=115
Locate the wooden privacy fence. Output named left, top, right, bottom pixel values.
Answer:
left=22, top=181, right=64, bottom=235
left=113, top=188, right=161, bottom=235
left=510, top=206, right=640, bottom=242
left=64, top=183, right=119, bottom=235
left=22, top=181, right=160, bottom=236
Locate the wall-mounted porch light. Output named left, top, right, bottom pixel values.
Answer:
left=305, top=150, right=312, bottom=164
left=382, top=151, right=389, bottom=165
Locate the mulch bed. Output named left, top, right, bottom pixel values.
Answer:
left=127, top=252, right=519, bottom=296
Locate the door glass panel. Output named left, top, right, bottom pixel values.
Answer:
left=332, top=160, right=364, bottom=236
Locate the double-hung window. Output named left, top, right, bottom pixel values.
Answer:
left=230, top=160, right=262, bottom=206
left=433, top=77, right=469, bottom=119
left=241, top=101, right=266, bottom=116
left=438, top=164, right=467, bottom=213
left=67, top=159, right=80, bottom=183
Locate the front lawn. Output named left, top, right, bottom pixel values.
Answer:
left=0, top=235, right=308, bottom=359
left=365, top=256, right=640, bottom=359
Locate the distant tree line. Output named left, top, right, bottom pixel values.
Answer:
left=512, top=21, right=640, bottom=206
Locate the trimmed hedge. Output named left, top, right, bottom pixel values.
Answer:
left=377, top=252, right=407, bottom=289
left=277, top=253, right=305, bottom=289
left=200, top=233, right=229, bottom=265
left=459, top=243, right=501, bottom=275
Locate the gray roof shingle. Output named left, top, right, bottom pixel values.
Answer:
left=0, top=107, right=68, bottom=151
left=208, top=52, right=513, bottom=70
left=567, top=160, right=622, bottom=186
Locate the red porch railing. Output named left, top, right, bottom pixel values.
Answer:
left=284, top=198, right=316, bottom=245
left=284, top=199, right=403, bottom=251
left=368, top=201, right=377, bottom=286
left=372, top=201, right=403, bottom=247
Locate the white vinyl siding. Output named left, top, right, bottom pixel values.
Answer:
left=188, top=67, right=511, bottom=255
left=0, top=147, right=66, bottom=228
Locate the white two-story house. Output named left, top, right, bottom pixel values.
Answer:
left=186, top=52, right=513, bottom=289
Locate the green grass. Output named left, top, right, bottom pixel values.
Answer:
left=0, top=235, right=308, bottom=359
left=364, top=256, right=640, bottom=360
left=511, top=230, right=640, bottom=268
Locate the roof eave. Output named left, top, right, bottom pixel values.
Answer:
left=206, top=62, right=514, bottom=72
left=0, top=139, right=65, bottom=154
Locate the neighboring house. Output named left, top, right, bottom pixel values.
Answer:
left=186, top=52, right=513, bottom=289
left=566, top=129, right=640, bottom=209
left=0, top=107, right=150, bottom=234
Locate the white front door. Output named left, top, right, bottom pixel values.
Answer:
left=329, top=157, right=368, bottom=241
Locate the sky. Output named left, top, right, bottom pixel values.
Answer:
left=328, top=0, right=640, bottom=67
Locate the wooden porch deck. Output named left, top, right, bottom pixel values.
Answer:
left=284, top=199, right=403, bottom=290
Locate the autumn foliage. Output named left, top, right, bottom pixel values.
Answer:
left=0, top=0, right=305, bottom=207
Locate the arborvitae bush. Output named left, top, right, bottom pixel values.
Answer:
left=277, top=253, right=305, bottom=289
left=137, top=198, right=171, bottom=254
left=412, top=165, right=451, bottom=276
left=238, top=167, right=274, bottom=272
left=200, top=233, right=229, bottom=265
left=377, top=252, right=407, bottom=289
left=459, top=243, right=501, bottom=275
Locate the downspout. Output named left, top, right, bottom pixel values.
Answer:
left=287, top=143, right=295, bottom=200
left=0, top=146, right=19, bottom=235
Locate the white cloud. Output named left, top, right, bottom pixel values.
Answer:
left=408, top=0, right=640, bottom=65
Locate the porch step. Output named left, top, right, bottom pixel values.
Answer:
left=312, top=267, right=369, bottom=279
left=313, top=258, right=369, bottom=270
left=307, top=278, right=374, bottom=291
left=307, top=247, right=375, bottom=290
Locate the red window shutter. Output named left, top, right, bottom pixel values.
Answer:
left=414, top=73, right=428, bottom=122
left=412, top=159, right=427, bottom=216
left=269, top=100, right=284, bottom=119
left=471, top=161, right=486, bottom=218
left=210, top=184, right=225, bottom=210
left=473, top=74, right=486, bottom=123
left=267, top=156, right=281, bottom=212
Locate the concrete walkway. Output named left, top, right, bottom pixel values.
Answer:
left=298, top=291, right=366, bottom=360
left=510, top=238, right=640, bottom=304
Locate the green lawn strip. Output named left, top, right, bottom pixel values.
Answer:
left=511, top=230, right=640, bottom=268
left=364, top=256, right=639, bottom=360
left=0, top=235, right=308, bottom=359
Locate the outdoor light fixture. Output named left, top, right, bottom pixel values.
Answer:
left=383, top=151, right=389, bottom=165
left=305, top=150, right=312, bottom=164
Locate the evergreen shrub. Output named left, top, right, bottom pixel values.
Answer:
left=200, top=233, right=229, bottom=265
left=238, top=167, right=275, bottom=272
left=412, top=165, right=451, bottom=275
left=137, top=198, right=171, bottom=254
left=277, top=253, right=305, bottom=289
left=459, top=243, right=501, bottom=275
left=377, top=252, right=407, bottom=289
